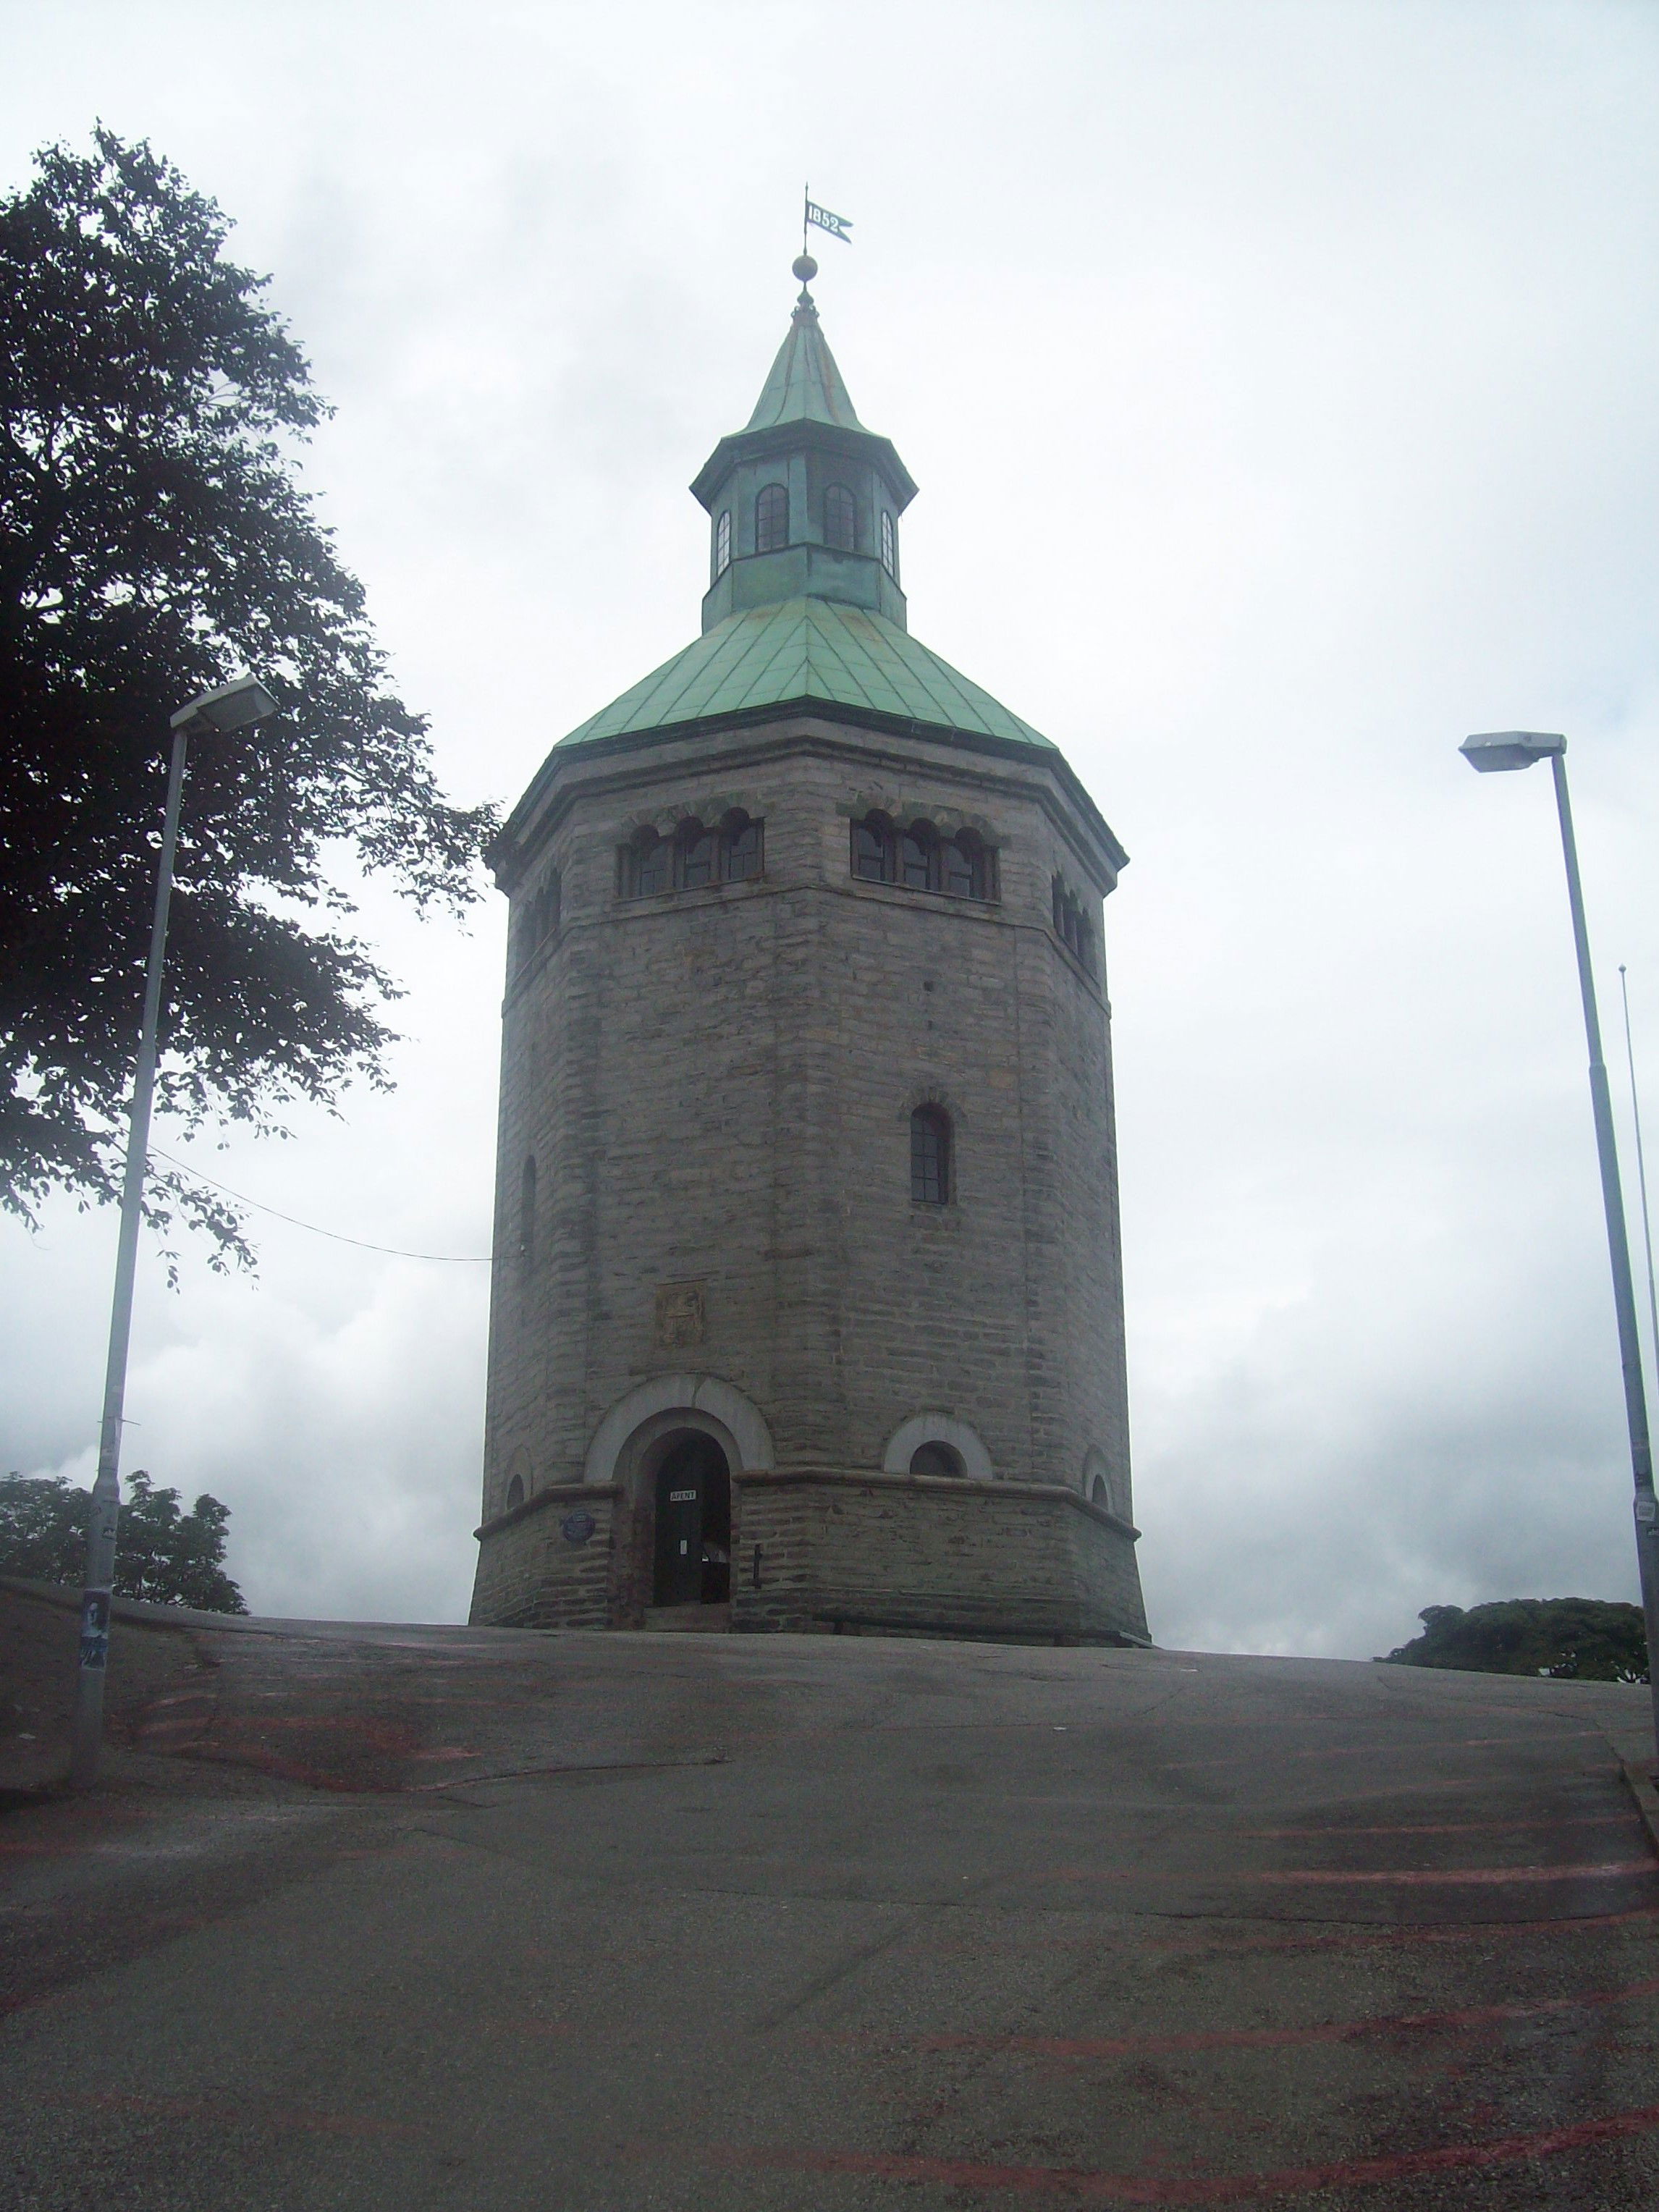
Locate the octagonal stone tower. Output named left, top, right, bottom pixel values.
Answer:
left=470, top=273, right=1149, bottom=1647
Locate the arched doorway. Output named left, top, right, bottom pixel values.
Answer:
left=652, top=1432, right=732, bottom=1607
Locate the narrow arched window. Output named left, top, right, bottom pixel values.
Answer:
left=505, top=1474, right=525, bottom=1511
left=519, top=1154, right=537, bottom=1273
left=714, top=508, right=731, bottom=577
left=1052, top=877, right=1096, bottom=974
left=515, top=869, right=561, bottom=970
left=880, top=510, right=897, bottom=577
left=910, top=1442, right=965, bottom=1477
left=676, top=821, right=717, bottom=890
left=1089, top=1474, right=1110, bottom=1509
left=900, top=822, right=940, bottom=892
left=756, top=482, right=789, bottom=554
left=911, top=1107, right=950, bottom=1206
left=622, top=830, right=670, bottom=898
left=945, top=836, right=993, bottom=901
left=824, top=484, right=856, bottom=552
left=851, top=814, right=895, bottom=883
left=722, top=811, right=762, bottom=882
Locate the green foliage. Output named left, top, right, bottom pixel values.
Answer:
left=0, top=1469, right=247, bottom=1613
left=1378, top=1598, right=1649, bottom=1684
left=0, top=128, right=496, bottom=1259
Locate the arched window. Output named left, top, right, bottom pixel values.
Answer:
left=714, top=508, right=731, bottom=578
left=675, top=820, right=718, bottom=890
left=944, top=836, right=992, bottom=902
left=824, top=484, right=856, bottom=552
left=721, top=810, right=762, bottom=882
left=621, top=830, right=670, bottom=898
left=515, top=869, right=562, bottom=970
left=1052, top=878, right=1097, bottom=976
left=851, top=813, right=896, bottom=883
left=911, top=1107, right=950, bottom=1206
left=910, top=1441, right=965, bottom=1477
left=880, top=510, right=897, bottom=577
left=900, top=822, right=940, bottom=892
left=756, top=482, right=789, bottom=554
left=505, top=1474, right=525, bottom=1512
left=1090, top=1474, right=1110, bottom=1510
left=519, top=1154, right=537, bottom=1273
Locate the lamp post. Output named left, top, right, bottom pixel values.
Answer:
left=69, top=675, right=279, bottom=1791
left=1460, top=730, right=1659, bottom=1761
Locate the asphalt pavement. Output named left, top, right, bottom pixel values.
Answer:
left=4, top=1584, right=1659, bottom=2210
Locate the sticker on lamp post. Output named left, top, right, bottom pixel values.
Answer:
left=79, top=1590, right=111, bottom=1671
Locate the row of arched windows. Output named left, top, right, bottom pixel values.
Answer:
left=619, top=811, right=763, bottom=899
left=513, top=870, right=561, bottom=974
left=529, top=823, right=1094, bottom=979
left=851, top=814, right=996, bottom=902
left=710, top=489, right=900, bottom=576
left=1052, top=878, right=1097, bottom=976
left=528, top=824, right=1090, bottom=968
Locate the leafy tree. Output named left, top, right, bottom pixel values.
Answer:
left=1378, top=1599, right=1649, bottom=1684
left=0, top=128, right=495, bottom=1260
left=0, top=1469, right=247, bottom=1612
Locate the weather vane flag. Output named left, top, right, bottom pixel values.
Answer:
left=803, top=188, right=853, bottom=251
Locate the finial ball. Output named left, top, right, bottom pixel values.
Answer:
left=792, top=253, right=819, bottom=284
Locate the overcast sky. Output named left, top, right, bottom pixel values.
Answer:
left=4, top=0, right=1658, bottom=1658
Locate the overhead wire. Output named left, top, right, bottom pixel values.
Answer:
left=150, top=1146, right=493, bottom=1262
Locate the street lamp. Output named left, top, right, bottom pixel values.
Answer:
left=69, top=674, right=279, bottom=1790
left=1460, top=730, right=1659, bottom=1760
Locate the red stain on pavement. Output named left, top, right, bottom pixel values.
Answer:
left=1244, top=1859, right=1655, bottom=1887
left=900, top=1972, right=1659, bottom=2061
left=1047, top=1859, right=1657, bottom=1887
left=1238, top=1813, right=1633, bottom=1839
left=206, top=1716, right=421, bottom=1748
left=705, top=2101, right=1659, bottom=2200
left=1163, top=1728, right=1603, bottom=1771
left=1144, top=1903, right=1659, bottom=1959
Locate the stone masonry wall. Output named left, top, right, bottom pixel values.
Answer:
left=470, top=1469, right=1149, bottom=1643
left=731, top=1472, right=1148, bottom=1642
left=470, top=1485, right=617, bottom=1629
left=472, top=709, right=1146, bottom=1644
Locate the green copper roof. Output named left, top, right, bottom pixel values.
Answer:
left=744, top=297, right=866, bottom=432
left=558, top=597, right=1055, bottom=751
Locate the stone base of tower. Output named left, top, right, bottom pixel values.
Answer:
left=470, top=1471, right=1149, bottom=1647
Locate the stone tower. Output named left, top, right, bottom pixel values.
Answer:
left=470, top=267, right=1149, bottom=1646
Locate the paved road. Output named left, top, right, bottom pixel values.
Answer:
left=4, top=1590, right=1659, bottom=2208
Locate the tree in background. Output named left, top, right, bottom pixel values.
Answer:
left=1380, top=1599, right=1648, bottom=1684
left=0, top=128, right=495, bottom=1262
left=0, top=1469, right=246, bottom=1612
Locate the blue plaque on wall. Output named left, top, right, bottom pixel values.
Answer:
left=560, top=1508, right=596, bottom=1545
